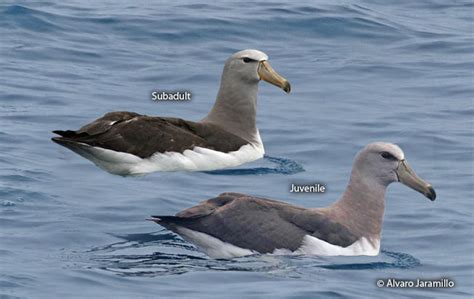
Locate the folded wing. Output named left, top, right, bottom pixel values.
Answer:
left=52, top=112, right=249, bottom=158
left=153, top=193, right=358, bottom=254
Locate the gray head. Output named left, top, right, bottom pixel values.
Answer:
left=223, top=49, right=291, bottom=93
left=203, top=49, right=290, bottom=142
left=352, top=142, right=436, bottom=201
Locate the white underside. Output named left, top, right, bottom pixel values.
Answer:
left=175, top=227, right=380, bottom=259
left=177, top=227, right=257, bottom=259
left=66, top=131, right=264, bottom=176
left=276, top=235, right=380, bottom=257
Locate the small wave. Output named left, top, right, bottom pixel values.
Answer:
left=87, top=231, right=197, bottom=254
left=2, top=5, right=40, bottom=16
left=318, top=250, right=421, bottom=270
left=204, top=155, right=305, bottom=176
left=86, top=231, right=284, bottom=276
left=0, top=5, right=66, bottom=33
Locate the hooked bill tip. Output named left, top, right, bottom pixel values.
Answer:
left=426, top=185, right=436, bottom=201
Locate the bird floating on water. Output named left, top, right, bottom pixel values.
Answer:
left=52, top=49, right=290, bottom=176
left=150, top=142, right=436, bottom=259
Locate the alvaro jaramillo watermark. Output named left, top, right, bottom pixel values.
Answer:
left=376, top=278, right=455, bottom=289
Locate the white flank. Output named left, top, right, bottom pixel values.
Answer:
left=289, top=235, right=380, bottom=256
left=67, top=131, right=264, bottom=176
left=171, top=226, right=379, bottom=259
left=176, top=227, right=257, bottom=259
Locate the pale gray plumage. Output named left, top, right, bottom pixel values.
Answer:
left=151, top=142, right=436, bottom=258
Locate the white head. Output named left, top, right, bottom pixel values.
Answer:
left=352, top=142, right=436, bottom=201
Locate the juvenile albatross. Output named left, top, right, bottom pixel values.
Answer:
left=150, top=142, right=436, bottom=259
left=52, top=49, right=290, bottom=176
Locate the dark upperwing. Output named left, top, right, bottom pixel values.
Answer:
left=52, top=112, right=249, bottom=158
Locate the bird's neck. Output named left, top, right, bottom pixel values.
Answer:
left=330, top=169, right=386, bottom=240
left=203, top=76, right=259, bottom=143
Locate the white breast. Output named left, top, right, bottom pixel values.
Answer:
left=69, top=131, right=264, bottom=176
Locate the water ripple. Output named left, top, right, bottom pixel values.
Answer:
left=83, top=231, right=422, bottom=277
left=204, top=155, right=305, bottom=176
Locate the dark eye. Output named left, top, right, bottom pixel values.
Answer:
left=242, top=57, right=255, bottom=63
left=381, top=151, right=397, bottom=161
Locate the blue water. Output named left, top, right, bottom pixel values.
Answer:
left=1, top=1, right=473, bottom=298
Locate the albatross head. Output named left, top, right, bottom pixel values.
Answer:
left=224, top=49, right=291, bottom=93
left=353, top=142, right=436, bottom=201
left=204, top=49, right=291, bottom=141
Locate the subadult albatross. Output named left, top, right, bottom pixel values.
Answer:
left=52, top=49, right=290, bottom=176
left=150, top=142, right=436, bottom=259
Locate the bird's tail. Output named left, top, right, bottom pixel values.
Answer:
left=52, top=130, right=80, bottom=138
left=148, top=216, right=188, bottom=232
left=147, top=215, right=184, bottom=223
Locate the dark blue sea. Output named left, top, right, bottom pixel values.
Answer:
left=1, top=1, right=473, bottom=298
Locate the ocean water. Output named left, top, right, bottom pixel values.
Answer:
left=1, top=0, right=473, bottom=298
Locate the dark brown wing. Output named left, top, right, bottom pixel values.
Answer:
left=152, top=193, right=359, bottom=254
left=52, top=112, right=249, bottom=158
